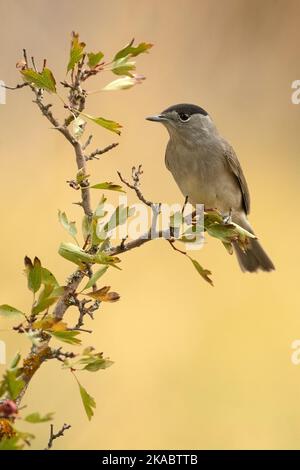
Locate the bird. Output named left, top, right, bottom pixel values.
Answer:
left=146, top=103, right=275, bottom=273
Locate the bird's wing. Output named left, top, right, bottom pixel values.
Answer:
left=224, top=145, right=251, bottom=215
left=165, top=154, right=171, bottom=171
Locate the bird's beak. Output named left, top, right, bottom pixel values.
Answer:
left=146, top=114, right=167, bottom=122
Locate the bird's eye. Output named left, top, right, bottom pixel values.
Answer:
left=178, top=113, right=190, bottom=122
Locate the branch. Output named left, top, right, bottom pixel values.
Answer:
left=82, top=134, right=93, bottom=151
left=111, top=169, right=192, bottom=259
left=109, top=229, right=168, bottom=255
left=74, top=142, right=93, bottom=217
left=73, top=296, right=100, bottom=329
left=15, top=343, right=53, bottom=406
left=118, top=165, right=162, bottom=244
left=32, top=91, right=76, bottom=146
left=53, top=270, right=85, bottom=320
left=86, top=142, right=119, bottom=160
left=167, top=238, right=187, bottom=255
left=110, top=168, right=166, bottom=255
left=45, top=423, right=71, bottom=450
left=117, top=166, right=153, bottom=207
left=50, top=348, right=76, bottom=363
left=2, top=83, right=28, bottom=91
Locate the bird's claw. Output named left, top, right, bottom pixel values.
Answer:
left=223, top=208, right=233, bottom=225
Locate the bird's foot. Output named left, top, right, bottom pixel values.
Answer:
left=223, top=208, right=233, bottom=225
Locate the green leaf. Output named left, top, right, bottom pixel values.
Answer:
left=87, top=51, right=104, bottom=68
left=188, top=257, right=213, bottom=287
left=79, top=354, right=114, bottom=372
left=94, top=195, right=107, bottom=218
left=31, top=270, right=62, bottom=316
left=82, top=266, right=108, bottom=291
left=82, top=214, right=92, bottom=241
left=32, top=315, right=67, bottom=332
left=0, top=380, right=6, bottom=398
left=0, top=437, right=23, bottom=451
left=204, top=210, right=224, bottom=226
left=114, top=40, right=153, bottom=61
left=5, top=370, right=25, bottom=400
left=76, top=168, right=89, bottom=185
left=10, top=352, right=21, bottom=369
left=25, top=256, right=42, bottom=294
left=49, top=330, right=81, bottom=345
left=30, top=257, right=42, bottom=293
left=24, top=412, right=54, bottom=423
left=112, top=57, right=136, bottom=76
left=82, top=113, right=122, bottom=135
left=91, top=182, right=125, bottom=193
left=67, top=32, right=86, bottom=73
left=58, top=242, right=95, bottom=266
left=0, top=305, right=25, bottom=317
left=102, top=76, right=138, bottom=91
left=97, top=205, right=134, bottom=240
left=31, top=295, right=57, bottom=316
left=76, top=379, right=96, bottom=420
left=90, top=197, right=109, bottom=247
left=83, top=359, right=113, bottom=372
left=90, top=218, right=104, bottom=247
left=21, top=68, right=56, bottom=93
left=86, top=286, right=120, bottom=302
left=95, top=252, right=122, bottom=269
left=58, top=241, right=120, bottom=267
left=41, top=267, right=59, bottom=288
left=206, top=223, right=238, bottom=243
left=231, top=221, right=256, bottom=240
left=58, top=210, right=78, bottom=244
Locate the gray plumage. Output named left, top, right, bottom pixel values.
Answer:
left=147, top=103, right=274, bottom=273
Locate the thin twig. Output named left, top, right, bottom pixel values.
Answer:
left=23, top=48, right=29, bottom=68
left=31, top=56, right=37, bottom=72
left=110, top=227, right=169, bottom=255
left=117, top=168, right=152, bottom=207
left=120, top=236, right=128, bottom=250
left=68, top=327, right=92, bottom=333
left=86, top=142, right=119, bottom=160
left=31, top=90, right=76, bottom=146
left=167, top=239, right=187, bottom=255
left=51, top=347, right=76, bottom=363
left=45, top=423, right=71, bottom=450
left=2, top=82, right=28, bottom=91
left=71, top=295, right=100, bottom=330
left=82, top=134, right=93, bottom=151
left=60, top=80, right=76, bottom=90
left=182, top=195, right=189, bottom=214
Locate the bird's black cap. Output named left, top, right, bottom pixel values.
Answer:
left=163, top=103, right=208, bottom=116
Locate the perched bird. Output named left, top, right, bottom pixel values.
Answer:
left=146, top=103, right=274, bottom=272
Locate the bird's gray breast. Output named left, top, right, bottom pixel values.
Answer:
left=165, top=138, right=242, bottom=212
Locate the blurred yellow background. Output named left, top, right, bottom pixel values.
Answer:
left=1, top=0, right=300, bottom=450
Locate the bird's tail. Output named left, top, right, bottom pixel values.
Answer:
left=233, top=214, right=275, bottom=273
